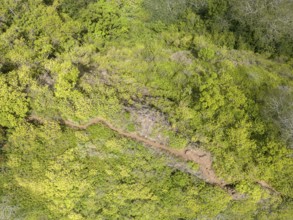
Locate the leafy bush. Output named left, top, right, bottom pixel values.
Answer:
left=198, top=47, right=215, bottom=61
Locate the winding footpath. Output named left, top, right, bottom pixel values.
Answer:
left=28, top=115, right=279, bottom=199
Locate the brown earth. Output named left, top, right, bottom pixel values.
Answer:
left=28, top=115, right=279, bottom=199
left=60, top=117, right=227, bottom=186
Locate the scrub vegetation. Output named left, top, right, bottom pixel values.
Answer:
left=0, top=0, right=292, bottom=219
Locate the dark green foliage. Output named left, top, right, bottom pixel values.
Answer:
left=202, top=0, right=293, bottom=56
left=144, top=0, right=293, bottom=56
left=143, top=0, right=189, bottom=23
left=79, top=0, right=129, bottom=40
left=57, top=0, right=97, bottom=17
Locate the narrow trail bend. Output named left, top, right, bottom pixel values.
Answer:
left=28, top=115, right=278, bottom=199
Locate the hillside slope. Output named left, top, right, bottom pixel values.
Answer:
left=0, top=0, right=292, bottom=219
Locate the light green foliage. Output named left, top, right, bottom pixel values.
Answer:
left=0, top=1, right=81, bottom=67
left=0, top=0, right=292, bottom=218
left=198, top=47, right=215, bottom=61
left=165, top=131, right=189, bottom=149
left=0, top=76, right=28, bottom=128
left=3, top=123, right=233, bottom=219
left=79, top=0, right=128, bottom=40
left=180, top=9, right=205, bottom=34
left=44, top=60, right=79, bottom=98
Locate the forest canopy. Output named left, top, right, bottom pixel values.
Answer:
left=0, top=0, right=292, bottom=219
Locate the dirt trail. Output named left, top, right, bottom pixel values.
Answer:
left=63, top=117, right=227, bottom=187
left=28, top=115, right=278, bottom=199
left=29, top=116, right=226, bottom=186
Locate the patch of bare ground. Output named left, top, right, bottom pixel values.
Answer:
left=170, top=51, right=193, bottom=65
left=27, top=115, right=279, bottom=199
left=125, top=106, right=170, bottom=145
